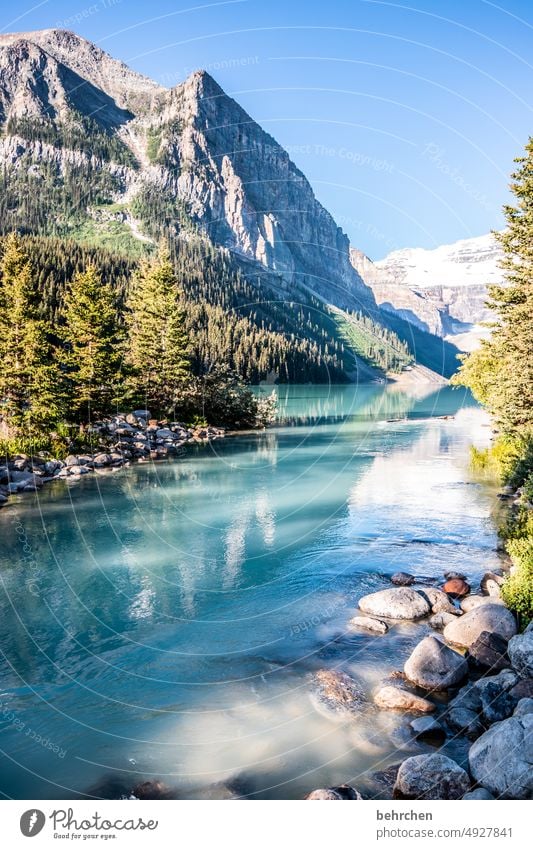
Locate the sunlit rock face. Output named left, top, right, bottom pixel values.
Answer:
left=0, top=29, right=375, bottom=315
left=351, top=234, right=504, bottom=350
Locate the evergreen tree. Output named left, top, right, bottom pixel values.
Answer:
left=62, top=265, right=124, bottom=422
left=454, top=138, right=533, bottom=436
left=0, top=233, right=64, bottom=438
left=125, top=250, right=189, bottom=417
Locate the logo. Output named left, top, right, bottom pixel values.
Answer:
left=20, top=810, right=46, bottom=837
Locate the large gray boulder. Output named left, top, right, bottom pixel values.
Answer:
left=394, top=754, right=470, bottom=799
left=461, top=595, right=505, bottom=613
left=404, top=636, right=468, bottom=691
left=508, top=631, right=533, bottom=679
left=444, top=604, right=517, bottom=649
left=358, top=588, right=430, bottom=620
left=469, top=714, right=533, bottom=799
left=420, top=587, right=461, bottom=615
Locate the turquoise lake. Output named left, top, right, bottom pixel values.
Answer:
left=0, top=384, right=503, bottom=799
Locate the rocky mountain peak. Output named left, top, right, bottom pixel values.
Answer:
left=0, top=29, right=165, bottom=116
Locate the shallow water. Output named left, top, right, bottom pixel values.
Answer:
left=0, top=384, right=502, bottom=799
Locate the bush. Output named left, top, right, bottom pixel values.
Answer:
left=501, top=537, right=533, bottom=627
left=177, top=367, right=276, bottom=429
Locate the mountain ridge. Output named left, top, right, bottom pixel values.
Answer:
left=0, top=28, right=460, bottom=380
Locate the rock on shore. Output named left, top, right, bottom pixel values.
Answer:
left=358, top=588, right=430, bottom=620
left=443, top=605, right=517, bottom=649
left=393, top=754, right=470, bottom=800
left=404, top=636, right=468, bottom=691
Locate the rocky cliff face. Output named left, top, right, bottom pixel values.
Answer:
left=0, top=29, right=373, bottom=314
left=351, top=234, right=503, bottom=350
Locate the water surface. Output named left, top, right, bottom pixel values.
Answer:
left=0, top=385, right=501, bottom=799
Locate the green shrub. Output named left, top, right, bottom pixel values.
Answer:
left=501, top=537, right=533, bottom=627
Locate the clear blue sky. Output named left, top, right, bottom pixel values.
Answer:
left=4, top=0, right=533, bottom=258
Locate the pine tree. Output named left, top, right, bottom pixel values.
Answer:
left=125, top=250, right=189, bottom=417
left=62, top=265, right=124, bottom=422
left=454, top=138, right=533, bottom=435
left=0, top=233, right=64, bottom=438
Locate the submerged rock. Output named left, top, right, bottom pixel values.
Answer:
left=469, top=714, right=533, bottom=799
left=443, top=605, right=517, bottom=649
left=394, top=753, right=470, bottom=800
left=358, top=588, right=430, bottom=620
left=391, top=572, right=415, bottom=586
left=374, top=685, right=435, bottom=713
left=347, top=615, right=388, bottom=634
left=404, top=636, right=468, bottom=691
left=130, top=780, right=174, bottom=800
left=310, top=669, right=368, bottom=717
left=306, top=785, right=362, bottom=800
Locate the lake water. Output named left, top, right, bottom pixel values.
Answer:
left=0, top=384, right=502, bottom=799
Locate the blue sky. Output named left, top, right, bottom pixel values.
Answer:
left=4, top=0, right=533, bottom=258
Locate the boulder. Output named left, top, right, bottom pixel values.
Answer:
left=476, top=669, right=520, bottom=724
left=374, top=685, right=435, bottom=713
left=467, top=630, right=510, bottom=673
left=93, top=453, right=111, bottom=467
left=391, top=572, right=415, bottom=586
left=132, top=410, right=150, bottom=419
left=469, top=714, right=533, bottom=799
left=444, top=571, right=467, bottom=581
left=429, top=612, right=459, bottom=630
left=358, top=588, right=430, bottom=620
left=409, top=717, right=446, bottom=743
left=481, top=572, right=505, bottom=598
left=310, top=670, right=367, bottom=717
left=463, top=788, right=494, bottom=800
left=510, top=678, right=533, bottom=701
left=306, top=785, right=362, bottom=800
left=443, top=604, right=517, bottom=649
left=347, top=616, right=388, bottom=635
left=442, top=578, right=471, bottom=598
left=420, top=587, right=461, bottom=615
left=461, top=595, right=505, bottom=613
left=393, top=754, right=470, bottom=800
left=446, top=707, right=483, bottom=740
left=508, top=631, right=533, bottom=679
left=514, top=698, right=533, bottom=717
left=404, top=636, right=468, bottom=691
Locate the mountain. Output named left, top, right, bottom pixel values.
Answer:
left=351, top=234, right=503, bottom=352
left=0, top=29, right=459, bottom=380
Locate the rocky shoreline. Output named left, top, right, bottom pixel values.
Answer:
left=304, top=566, right=532, bottom=800
left=0, top=410, right=225, bottom=509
